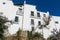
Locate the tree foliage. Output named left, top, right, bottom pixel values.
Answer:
left=27, top=31, right=45, bottom=40
left=0, top=16, right=11, bottom=40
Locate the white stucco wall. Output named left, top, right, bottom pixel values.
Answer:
left=23, top=4, right=36, bottom=31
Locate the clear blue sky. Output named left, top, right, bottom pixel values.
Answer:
left=12, top=0, right=60, bottom=16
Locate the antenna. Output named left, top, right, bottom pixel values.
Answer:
left=24, top=0, right=26, bottom=4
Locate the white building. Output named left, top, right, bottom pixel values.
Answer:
left=0, top=0, right=60, bottom=39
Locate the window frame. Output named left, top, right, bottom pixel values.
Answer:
left=15, top=16, right=19, bottom=22
left=32, top=27, right=34, bottom=31
left=37, top=12, right=40, bottom=17
left=31, top=19, right=34, bottom=25
left=55, top=21, right=59, bottom=24
left=16, top=8, right=22, bottom=15
left=38, top=21, right=41, bottom=25
left=31, top=11, right=34, bottom=16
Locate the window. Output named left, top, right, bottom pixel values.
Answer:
left=31, top=19, right=34, bottom=25
left=32, top=27, right=34, bottom=31
left=19, top=8, right=22, bottom=13
left=3, top=2, right=5, bottom=4
left=43, top=14, right=46, bottom=17
left=17, top=8, right=22, bottom=15
left=55, top=21, right=59, bottom=24
left=31, top=11, right=34, bottom=16
left=15, top=16, right=19, bottom=22
left=37, top=13, right=40, bottom=17
left=38, top=21, right=41, bottom=25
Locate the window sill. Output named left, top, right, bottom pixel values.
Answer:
left=11, top=21, right=19, bottom=24
left=30, top=16, right=41, bottom=19
left=30, top=16, right=35, bottom=18
left=16, top=14, right=23, bottom=16
left=35, top=17, right=41, bottom=19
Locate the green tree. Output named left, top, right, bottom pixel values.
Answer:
left=32, top=32, right=45, bottom=40
left=27, top=31, right=45, bottom=40
left=0, top=16, right=11, bottom=40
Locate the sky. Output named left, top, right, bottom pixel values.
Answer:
left=12, top=0, right=60, bottom=16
